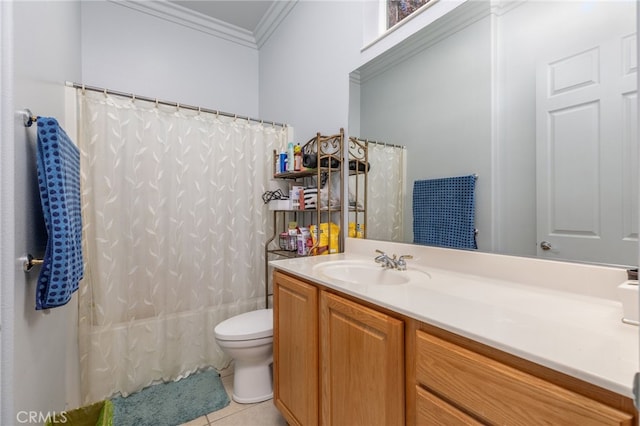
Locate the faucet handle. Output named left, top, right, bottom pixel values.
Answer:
left=396, top=255, right=413, bottom=270
left=375, top=249, right=386, bottom=255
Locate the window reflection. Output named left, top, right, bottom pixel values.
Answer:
left=387, top=0, right=433, bottom=28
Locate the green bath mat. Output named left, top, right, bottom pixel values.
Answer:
left=45, top=400, right=113, bottom=426
left=111, top=370, right=230, bottom=426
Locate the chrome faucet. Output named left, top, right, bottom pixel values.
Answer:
left=374, top=250, right=413, bottom=270
left=374, top=250, right=397, bottom=269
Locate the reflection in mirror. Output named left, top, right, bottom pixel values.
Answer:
left=349, top=0, right=637, bottom=267
left=349, top=139, right=406, bottom=241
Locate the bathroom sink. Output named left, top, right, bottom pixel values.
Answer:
left=312, top=260, right=430, bottom=286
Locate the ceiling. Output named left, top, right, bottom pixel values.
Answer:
left=169, top=1, right=277, bottom=32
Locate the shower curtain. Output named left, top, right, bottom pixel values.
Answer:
left=76, top=89, right=286, bottom=403
left=365, top=143, right=406, bottom=241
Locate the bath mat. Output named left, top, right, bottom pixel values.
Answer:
left=45, top=400, right=113, bottom=426
left=111, top=370, right=230, bottom=426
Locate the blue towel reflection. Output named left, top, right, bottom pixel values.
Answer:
left=413, top=175, right=477, bottom=249
left=35, top=117, right=83, bottom=310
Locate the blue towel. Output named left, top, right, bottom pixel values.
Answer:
left=35, top=117, right=83, bottom=310
left=413, top=175, right=477, bottom=249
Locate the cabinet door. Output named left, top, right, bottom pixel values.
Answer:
left=320, top=291, right=404, bottom=426
left=274, top=271, right=319, bottom=426
left=416, top=386, right=482, bottom=426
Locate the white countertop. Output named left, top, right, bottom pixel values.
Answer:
left=269, top=238, right=639, bottom=399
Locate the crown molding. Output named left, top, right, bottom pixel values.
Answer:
left=357, top=0, right=491, bottom=84
left=255, top=1, right=297, bottom=49
left=110, top=0, right=258, bottom=49
left=349, top=70, right=361, bottom=85
left=109, top=0, right=297, bottom=50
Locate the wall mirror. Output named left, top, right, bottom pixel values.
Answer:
left=349, top=0, right=638, bottom=267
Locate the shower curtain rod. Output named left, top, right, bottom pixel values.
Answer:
left=65, top=81, right=289, bottom=128
left=351, top=136, right=405, bottom=149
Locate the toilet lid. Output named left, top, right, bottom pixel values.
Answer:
left=214, top=308, right=273, bottom=341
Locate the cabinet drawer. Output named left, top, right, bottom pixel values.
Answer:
left=415, top=331, right=633, bottom=426
left=416, top=386, right=482, bottom=426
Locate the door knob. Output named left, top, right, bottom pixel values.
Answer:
left=540, top=241, right=552, bottom=251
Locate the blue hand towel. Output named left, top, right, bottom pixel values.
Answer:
left=413, top=175, right=477, bottom=249
left=35, top=117, right=84, bottom=310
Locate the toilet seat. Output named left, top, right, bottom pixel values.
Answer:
left=214, top=308, right=273, bottom=341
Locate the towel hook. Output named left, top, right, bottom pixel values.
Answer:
left=23, top=254, right=44, bottom=272
left=22, top=109, right=37, bottom=127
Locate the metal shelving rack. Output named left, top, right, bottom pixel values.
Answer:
left=263, top=129, right=346, bottom=308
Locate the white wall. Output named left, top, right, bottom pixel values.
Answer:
left=0, top=1, right=14, bottom=423
left=258, top=1, right=363, bottom=140
left=80, top=1, right=260, bottom=117
left=11, top=1, right=82, bottom=423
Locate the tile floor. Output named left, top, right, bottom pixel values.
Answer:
left=181, top=368, right=287, bottom=426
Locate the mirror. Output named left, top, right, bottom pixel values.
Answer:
left=349, top=0, right=638, bottom=267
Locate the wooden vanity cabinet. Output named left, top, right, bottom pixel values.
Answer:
left=409, top=322, right=636, bottom=426
left=274, top=270, right=637, bottom=425
left=273, top=271, right=405, bottom=426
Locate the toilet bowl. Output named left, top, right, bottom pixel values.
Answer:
left=214, top=308, right=273, bottom=403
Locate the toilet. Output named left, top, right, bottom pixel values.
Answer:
left=214, top=308, right=274, bottom=403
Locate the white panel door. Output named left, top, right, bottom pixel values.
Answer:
left=536, top=35, right=637, bottom=265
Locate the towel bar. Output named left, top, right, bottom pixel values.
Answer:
left=23, top=254, right=44, bottom=272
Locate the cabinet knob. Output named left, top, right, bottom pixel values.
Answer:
left=540, top=241, right=552, bottom=251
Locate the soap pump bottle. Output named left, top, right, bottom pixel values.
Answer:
left=287, top=142, right=295, bottom=172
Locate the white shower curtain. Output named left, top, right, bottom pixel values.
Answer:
left=365, top=143, right=406, bottom=242
left=76, top=89, right=286, bottom=404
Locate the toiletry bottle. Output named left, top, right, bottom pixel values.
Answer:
left=294, top=143, right=302, bottom=171
left=287, top=142, right=295, bottom=172
left=279, top=151, right=287, bottom=173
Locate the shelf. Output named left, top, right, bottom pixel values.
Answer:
left=271, top=208, right=342, bottom=213
left=267, top=249, right=308, bottom=259
left=274, top=169, right=317, bottom=179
